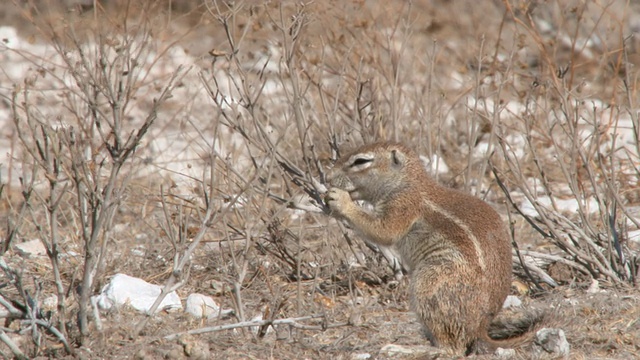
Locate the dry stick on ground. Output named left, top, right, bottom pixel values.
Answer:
left=163, top=314, right=348, bottom=341
left=512, top=255, right=557, bottom=288
left=28, top=319, right=73, bottom=354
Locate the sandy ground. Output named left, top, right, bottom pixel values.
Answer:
left=1, top=1, right=639, bottom=359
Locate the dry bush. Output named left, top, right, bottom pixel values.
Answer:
left=2, top=0, right=195, bottom=355
left=199, top=0, right=639, bottom=288
left=491, top=1, right=640, bottom=287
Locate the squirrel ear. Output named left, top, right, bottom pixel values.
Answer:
left=391, top=149, right=406, bottom=167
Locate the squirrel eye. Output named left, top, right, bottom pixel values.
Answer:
left=351, top=157, right=372, bottom=167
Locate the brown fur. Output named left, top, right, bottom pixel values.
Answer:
left=326, top=141, right=541, bottom=356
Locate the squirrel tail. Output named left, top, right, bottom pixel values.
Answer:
left=480, top=308, right=546, bottom=350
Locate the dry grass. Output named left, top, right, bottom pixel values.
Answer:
left=0, top=0, right=639, bottom=359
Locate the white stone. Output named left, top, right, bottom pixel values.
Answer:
left=587, top=279, right=604, bottom=294
left=520, top=196, right=600, bottom=218
left=94, top=273, right=182, bottom=313
left=533, top=328, right=570, bottom=359
left=185, top=293, right=224, bottom=319
left=15, top=239, right=47, bottom=258
left=380, top=344, right=431, bottom=356
left=351, top=353, right=372, bottom=360
left=130, top=245, right=145, bottom=257
left=42, top=295, right=58, bottom=312
left=0, top=26, right=19, bottom=48
left=502, top=295, right=522, bottom=308
left=421, top=154, right=450, bottom=175
left=495, top=348, right=516, bottom=358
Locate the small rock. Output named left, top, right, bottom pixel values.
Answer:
left=502, top=295, right=522, bottom=308
left=422, top=154, right=450, bottom=175
left=379, top=344, right=433, bottom=356
left=131, top=245, right=145, bottom=257
left=274, top=324, right=291, bottom=340
left=112, top=223, right=129, bottom=233
left=178, top=334, right=210, bottom=360
left=185, top=293, right=232, bottom=319
left=94, top=273, right=182, bottom=313
left=347, top=296, right=366, bottom=306
left=351, top=353, right=372, bottom=360
left=135, top=233, right=149, bottom=241
left=495, top=347, right=517, bottom=358
left=184, top=340, right=210, bottom=359
left=164, top=347, right=184, bottom=360
left=533, top=328, right=570, bottom=359
left=587, top=279, right=604, bottom=294
left=42, top=295, right=58, bottom=312
left=0, top=26, right=19, bottom=48
left=15, top=239, right=47, bottom=258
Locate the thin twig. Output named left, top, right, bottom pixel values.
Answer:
left=0, top=329, right=27, bottom=360
left=163, top=314, right=347, bottom=341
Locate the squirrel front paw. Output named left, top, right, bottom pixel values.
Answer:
left=325, top=187, right=354, bottom=217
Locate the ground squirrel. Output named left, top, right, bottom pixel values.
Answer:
left=326, top=141, right=539, bottom=356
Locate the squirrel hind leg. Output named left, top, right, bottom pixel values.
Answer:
left=410, top=266, right=484, bottom=356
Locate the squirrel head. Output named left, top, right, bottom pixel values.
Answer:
left=328, top=142, right=426, bottom=204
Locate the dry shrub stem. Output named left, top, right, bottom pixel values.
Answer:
left=0, top=329, right=27, bottom=360
left=163, top=313, right=347, bottom=341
